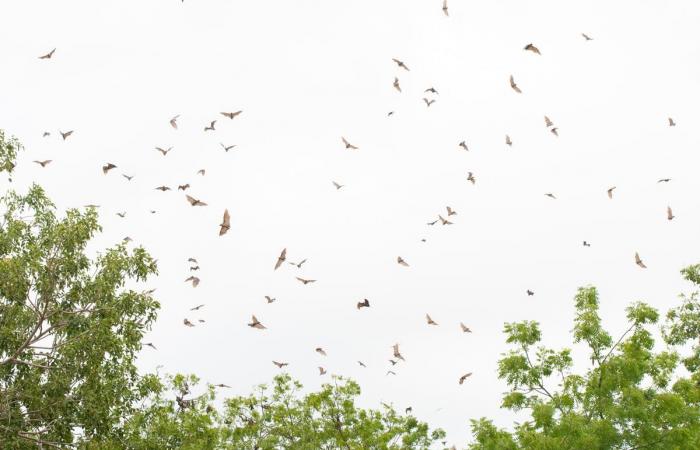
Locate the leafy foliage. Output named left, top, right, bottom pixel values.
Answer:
left=0, top=135, right=160, bottom=448
left=0, top=130, right=21, bottom=175
left=90, top=373, right=446, bottom=450
left=470, top=270, right=700, bottom=449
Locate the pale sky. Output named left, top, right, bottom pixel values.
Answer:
left=2, top=0, right=700, bottom=446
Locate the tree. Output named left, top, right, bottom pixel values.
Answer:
left=0, top=130, right=20, bottom=175
left=469, top=265, right=700, bottom=449
left=0, top=131, right=160, bottom=448
left=90, top=373, right=447, bottom=450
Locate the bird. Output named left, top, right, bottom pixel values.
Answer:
left=204, top=120, right=216, bottom=131
left=155, top=186, right=171, bottom=191
left=442, top=0, right=449, bottom=16
left=178, top=184, right=190, bottom=191
left=387, top=111, right=394, bottom=117
left=393, top=77, right=401, bottom=92
left=544, top=116, right=554, bottom=127
left=460, top=322, right=472, bottom=333
left=185, top=195, right=207, bottom=206
left=296, top=277, right=316, bottom=285
left=248, top=315, right=266, bottom=329
left=60, top=130, right=74, bottom=140
left=667, top=206, right=675, bottom=221
left=196, top=169, right=205, bottom=176
left=425, top=87, right=439, bottom=94
left=190, top=304, right=205, bottom=311
left=189, top=266, right=200, bottom=271
left=426, top=314, right=438, bottom=326
left=392, top=58, right=410, bottom=71
left=169, top=115, right=180, bottom=129
left=183, top=319, right=195, bottom=327
left=509, top=75, right=522, bottom=93
left=144, top=342, right=157, bottom=350
left=315, top=347, right=327, bottom=356
left=668, top=117, right=676, bottom=127
left=527, top=290, right=535, bottom=296
left=458, top=141, right=469, bottom=151
left=319, top=367, right=327, bottom=375
left=551, top=127, right=559, bottom=137
left=459, top=373, right=473, bottom=384
left=341, top=137, right=358, bottom=150
left=438, top=215, right=452, bottom=225
left=545, top=193, right=557, bottom=199
left=33, top=160, right=52, bottom=168
left=332, top=181, right=344, bottom=190
left=188, top=258, right=198, bottom=264
left=467, top=172, right=476, bottom=185
left=185, top=276, right=200, bottom=287
left=397, top=256, right=409, bottom=267
left=386, top=370, right=397, bottom=376
left=607, top=187, right=616, bottom=199
left=39, top=48, right=56, bottom=59
left=524, top=43, right=541, bottom=55
left=582, top=33, right=593, bottom=41
left=427, top=219, right=438, bottom=226
left=583, top=241, right=591, bottom=247
left=116, top=212, right=126, bottom=218
left=220, top=143, right=236, bottom=152
left=392, top=343, right=405, bottom=361
left=635, top=252, right=647, bottom=268
left=657, top=178, right=671, bottom=183
left=42, top=132, right=51, bottom=137
left=357, top=299, right=370, bottom=310
left=289, top=259, right=307, bottom=269
left=122, top=174, right=134, bottom=181
left=274, top=249, right=287, bottom=270
left=221, top=111, right=243, bottom=120
left=446, top=206, right=457, bottom=216
left=423, top=98, right=436, bottom=107
left=219, top=209, right=231, bottom=236
left=505, top=135, right=512, bottom=146
left=155, top=146, right=172, bottom=156
left=265, top=296, right=276, bottom=304
left=214, top=384, right=231, bottom=389
left=389, top=359, right=398, bottom=366
left=273, top=361, right=288, bottom=368
left=405, top=407, right=413, bottom=414
left=102, top=163, right=117, bottom=174
left=358, top=361, right=366, bottom=368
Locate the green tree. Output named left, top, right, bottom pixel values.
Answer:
left=0, top=130, right=21, bottom=176
left=469, top=265, right=700, bottom=449
left=92, top=373, right=446, bottom=450
left=0, top=131, right=160, bottom=448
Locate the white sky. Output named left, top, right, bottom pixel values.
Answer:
left=2, top=0, right=700, bottom=446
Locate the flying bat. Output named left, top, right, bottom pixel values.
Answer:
left=39, top=48, right=56, bottom=59
left=248, top=315, right=266, bottom=329
left=219, top=209, right=230, bottom=236
left=274, top=248, right=287, bottom=270
left=509, top=75, right=522, bottom=93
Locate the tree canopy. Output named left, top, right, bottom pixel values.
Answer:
left=0, top=131, right=161, bottom=447
left=469, top=265, right=700, bottom=449
left=88, top=373, right=446, bottom=450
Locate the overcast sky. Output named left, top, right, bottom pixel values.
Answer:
left=2, top=0, right=700, bottom=446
